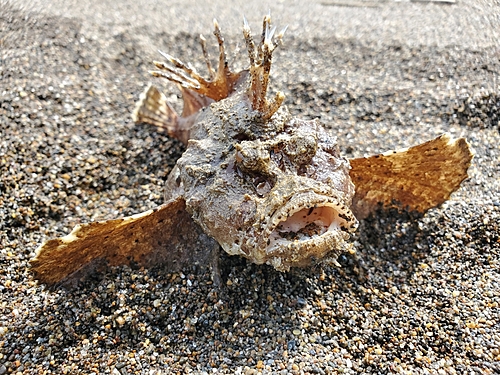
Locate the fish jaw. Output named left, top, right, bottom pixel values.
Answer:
left=218, top=181, right=358, bottom=271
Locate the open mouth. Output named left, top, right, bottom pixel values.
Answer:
left=265, top=194, right=357, bottom=253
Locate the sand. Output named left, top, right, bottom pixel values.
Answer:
left=1, top=0, right=499, bottom=373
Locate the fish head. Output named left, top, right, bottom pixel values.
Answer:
left=174, top=95, right=358, bottom=270
left=151, top=16, right=357, bottom=270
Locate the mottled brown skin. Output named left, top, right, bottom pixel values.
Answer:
left=165, top=91, right=357, bottom=270
left=31, top=15, right=472, bottom=287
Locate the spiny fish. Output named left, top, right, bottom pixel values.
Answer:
left=31, top=15, right=472, bottom=287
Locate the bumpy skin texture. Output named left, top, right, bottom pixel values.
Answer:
left=167, top=92, right=357, bottom=270
left=31, top=16, right=472, bottom=287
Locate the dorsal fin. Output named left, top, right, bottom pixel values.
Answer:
left=132, top=15, right=288, bottom=141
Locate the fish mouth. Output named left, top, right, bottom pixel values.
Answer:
left=262, top=192, right=357, bottom=267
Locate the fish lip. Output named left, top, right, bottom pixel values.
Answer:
left=261, top=191, right=357, bottom=254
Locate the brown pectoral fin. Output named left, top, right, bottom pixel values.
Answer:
left=31, top=197, right=218, bottom=287
left=349, top=133, right=473, bottom=220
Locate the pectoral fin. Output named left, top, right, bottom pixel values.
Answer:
left=31, top=197, right=217, bottom=287
left=349, top=133, right=473, bottom=219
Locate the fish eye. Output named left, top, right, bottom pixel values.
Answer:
left=284, top=134, right=317, bottom=165
left=252, top=175, right=274, bottom=197
left=234, top=141, right=270, bottom=173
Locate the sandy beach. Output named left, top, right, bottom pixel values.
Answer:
left=1, top=0, right=499, bottom=373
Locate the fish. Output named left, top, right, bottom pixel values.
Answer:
left=31, top=15, right=473, bottom=287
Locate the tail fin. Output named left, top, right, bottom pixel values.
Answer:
left=132, top=84, right=179, bottom=135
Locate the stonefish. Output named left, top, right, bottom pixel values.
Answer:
left=31, top=16, right=472, bottom=286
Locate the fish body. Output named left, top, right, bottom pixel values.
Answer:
left=166, top=92, right=357, bottom=270
left=31, top=16, right=472, bottom=286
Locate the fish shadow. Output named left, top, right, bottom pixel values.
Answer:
left=18, top=209, right=441, bottom=370
left=343, top=207, right=429, bottom=287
